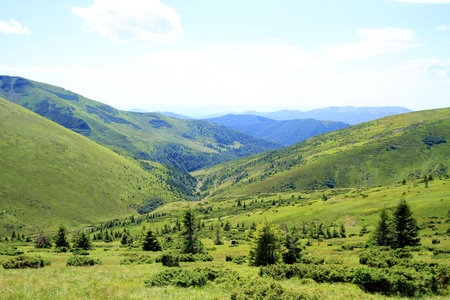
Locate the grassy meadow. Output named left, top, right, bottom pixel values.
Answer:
left=1, top=176, right=449, bottom=299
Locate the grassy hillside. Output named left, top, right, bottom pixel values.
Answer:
left=194, top=108, right=449, bottom=198
left=0, top=76, right=282, bottom=172
left=0, top=98, right=187, bottom=235
left=204, top=114, right=349, bottom=146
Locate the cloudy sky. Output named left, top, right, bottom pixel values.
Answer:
left=1, top=0, right=449, bottom=116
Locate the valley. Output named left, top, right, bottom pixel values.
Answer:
left=0, top=77, right=449, bottom=299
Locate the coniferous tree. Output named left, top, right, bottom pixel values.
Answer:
left=142, top=229, right=161, bottom=251
left=282, top=233, right=303, bottom=264
left=339, top=223, right=346, bottom=238
left=248, top=219, right=284, bottom=266
left=181, top=209, right=203, bottom=254
left=224, top=221, right=231, bottom=231
left=74, top=231, right=92, bottom=250
left=213, top=223, right=223, bottom=245
left=54, top=224, right=70, bottom=248
left=392, top=199, right=420, bottom=248
left=370, top=208, right=393, bottom=246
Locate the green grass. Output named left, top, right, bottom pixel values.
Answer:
left=1, top=235, right=448, bottom=299
left=0, top=98, right=181, bottom=235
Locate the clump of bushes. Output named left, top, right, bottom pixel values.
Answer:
left=225, top=254, right=246, bottom=264
left=353, top=266, right=439, bottom=297
left=259, top=263, right=353, bottom=283
left=120, top=253, right=153, bottom=265
left=155, top=251, right=213, bottom=266
left=2, top=255, right=50, bottom=269
left=71, top=249, right=89, bottom=256
left=230, top=277, right=314, bottom=300
left=66, top=256, right=102, bottom=267
left=355, top=247, right=450, bottom=296
left=0, top=246, right=24, bottom=256
left=145, top=267, right=232, bottom=287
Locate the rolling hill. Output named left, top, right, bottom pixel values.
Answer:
left=193, top=108, right=449, bottom=198
left=0, top=76, right=282, bottom=172
left=242, top=106, right=412, bottom=125
left=0, top=97, right=189, bottom=235
left=203, top=114, right=350, bottom=146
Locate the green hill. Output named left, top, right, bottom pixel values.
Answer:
left=194, top=108, right=449, bottom=198
left=0, top=76, right=282, bottom=172
left=0, top=98, right=187, bottom=235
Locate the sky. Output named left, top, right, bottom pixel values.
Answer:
left=1, top=0, right=450, bottom=117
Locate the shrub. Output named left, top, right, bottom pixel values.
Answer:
left=2, top=255, right=50, bottom=269
left=71, top=249, right=89, bottom=256
left=157, top=252, right=179, bottom=267
left=259, top=263, right=353, bottom=283
left=66, top=256, right=102, bottom=267
left=226, top=255, right=246, bottom=264
left=145, top=268, right=208, bottom=287
left=353, top=266, right=441, bottom=297
left=0, top=246, right=24, bottom=256
left=432, top=238, right=440, bottom=244
left=120, top=254, right=153, bottom=265
left=230, top=277, right=314, bottom=300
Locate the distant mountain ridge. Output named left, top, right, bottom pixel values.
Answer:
left=203, top=114, right=350, bottom=146
left=241, top=106, right=412, bottom=125
left=0, top=75, right=282, bottom=172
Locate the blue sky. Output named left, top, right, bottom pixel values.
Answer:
left=1, top=0, right=449, bottom=116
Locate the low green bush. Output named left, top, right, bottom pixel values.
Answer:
left=0, top=246, right=24, bottom=256
left=157, top=252, right=179, bottom=267
left=226, top=254, right=246, bottom=264
left=259, top=263, right=353, bottom=283
left=66, top=256, right=102, bottom=267
left=71, top=249, right=89, bottom=256
left=120, top=254, right=153, bottom=265
left=353, top=266, right=440, bottom=297
left=230, top=277, right=315, bottom=300
left=2, top=255, right=50, bottom=269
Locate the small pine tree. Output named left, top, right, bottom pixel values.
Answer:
left=370, top=208, right=393, bottom=246
left=282, top=233, right=302, bottom=264
left=392, top=199, right=420, bottom=248
left=359, top=225, right=369, bottom=236
left=213, top=223, right=223, bottom=245
left=248, top=220, right=284, bottom=266
left=74, top=231, right=92, bottom=250
left=180, top=209, right=203, bottom=254
left=339, top=224, right=346, bottom=238
left=142, top=229, right=161, bottom=251
left=54, top=224, right=70, bottom=248
left=224, top=221, right=231, bottom=231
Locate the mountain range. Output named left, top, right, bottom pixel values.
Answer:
left=194, top=107, right=449, bottom=198
left=240, top=106, right=412, bottom=125
left=0, top=76, right=281, bottom=172
left=203, top=114, right=349, bottom=146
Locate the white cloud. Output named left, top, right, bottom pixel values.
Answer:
left=0, top=19, right=30, bottom=34
left=393, top=0, right=450, bottom=3
left=437, top=25, right=450, bottom=31
left=325, top=28, right=418, bottom=60
left=72, top=0, right=183, bottom=44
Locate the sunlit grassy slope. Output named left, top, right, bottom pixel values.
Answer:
left=194, top=108, right=450, bottom=198
left=0, top=76, right=281, bottom=172
left=0, top=98, right=183, bottom=235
